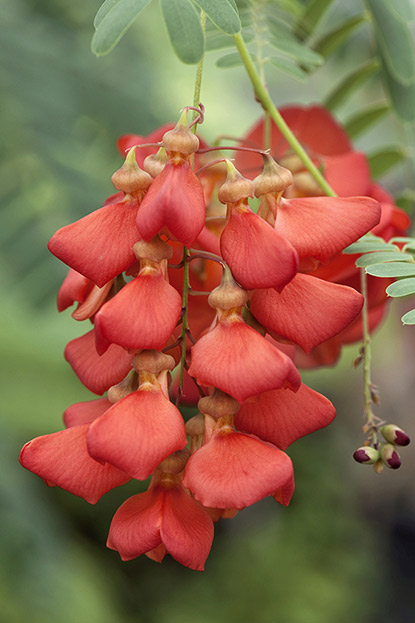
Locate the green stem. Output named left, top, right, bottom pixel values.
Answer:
left=232, top=32, right=336, bottom=197
left=360, top=268, right=378, bottom=446
left=191, top=11, right=206, bottom=133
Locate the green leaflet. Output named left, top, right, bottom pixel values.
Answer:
left=344, top=237, right=396, bottom=254
left=160, top=0, right=205, bottom=64
left=365, top=262, right=415, bottom=278
left=324, top=60, right=380, bottom=110
left=401, top=309, right=415, bottom=325
left=269, top=36, right=323, bottom=67
left=368, top=147, right=408, bottom=179
left=295, top=0, right=335, bottom=39
left=383, top=65, right=415, bottom=123
left=190, top=0, right=241, bottom=34
left=269, top=56, right=308, bottom=80
left=344, top=104, right=390, bottom=139
left=355, top=251, right=412, bottom=267
left=91, top=0, right=153, bottom=56
left=216, top=52, right=246, bottom=68
left=314, top=14, right=366, bottom=58
left=386, top=278, right=415, bottom=298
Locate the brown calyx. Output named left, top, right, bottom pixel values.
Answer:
left=198, top=388, right=240, bottom=419
left=111, top=146, right=153, bottom=194
left=218, top=160, right=254, bottom=204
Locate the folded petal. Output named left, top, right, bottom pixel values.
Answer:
left=274, top=196, right=381, bottom=264
left=57, top=269, right=91, bottom=312
left=136, top=162, right=205, bottom=247
left=161, top=488, right=214, bottom=571
left=48, top=196, right=140, bottom=287
left=188, top=319, right=301, bottom=402
left=107, top=489, right=163, bottom=561
left=19, top=425, right=130, bottom=504
left=64, top=329, right=133, bottom=395
left=235, top=383, right=336, bottom=450
left=63, top=398, right=112, bottom=428
left=273, top=471, right=295, bottom=506
left=220, top=206, right=298, bottom=291
left=95, top=272, right=182, bottom=351
left=183, top=431, right=293, bottom=509
left=250, top=274, right=363, bottom=353
left=87, top=389, right=187, bottom=480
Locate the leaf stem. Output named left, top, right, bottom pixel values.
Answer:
left=360, top=268, right=379, bottom=447
left=232, top=32, right=336, bottom=197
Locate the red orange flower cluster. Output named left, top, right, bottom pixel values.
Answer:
left=20, top=106, right=386, bottom=570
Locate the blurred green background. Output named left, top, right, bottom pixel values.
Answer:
left=1, top=1, right=414, bottom=622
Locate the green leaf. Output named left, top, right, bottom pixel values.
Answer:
left=390, top=237, right=415, bottom=244
left=382, top=64, right=415, bottom=123
left=395, top=192, right=415, bottom=214
left=94, top=0, right=120, bottom=29
left=295, top=0, right=335, bottom=39
left=269, top=36, right=323, bottom=66
left=191, top=0, right=241, bottom=34
left=386, top=278, right=415, bottom=298
left=401, top=308, right=415, bottom=325
left=366, top=0, right=415, bottom=85
left=366, top=262, right=415, bottom=278
left=324, top=59, right=380, bottom=110
left=216, top=52, right=246, bottom=68
left=269, top=56, right=308, bottom=80
left=355, top=251, right=412, bottom=267
left=344, top=238, right=396, bottom=254
left=91, top=0, right=153, bottom=56
left=344, top=104, right=390, bottom=139
left=314, top=14, right=366, bottom=58
left=160, top=0, right=205, bottom=64
left=206, top=32, right=252, bottom=51
left=226, top=0, right=238, bottom=12
left=382, top=0, right=415, bottom=22
left=368, top=147, right=407, bottom=178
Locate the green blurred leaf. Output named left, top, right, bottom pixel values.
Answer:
left=344, top=104, right=390, bottom=139
left=269, top=56, right=308, bottom=80
left=216, top=52, right=246, bottom=67
left=366, top=0, right=415, bottom=85
left=314, top=14, right=366, bottom=58
left=366, top=262, right=415, bottom=277
left=269, top=36, right=323, bottom=66
left=160, top=0, right=205, bottom=64
left=344, top=237, right=396, bottom=254
left=295, top=0, right=335, bottom=39
left=368, top=147, right=407, bottom=178
left=386, top=278, right=415, bottom=297
left=91, top=0, right=153, bottom=56
left=395, top=192, right=415, bottom=214
left=382, top=64, right=415, bottom=123
left=324, top=59, right=380, bottom=110
left=94, top=0, right=120, bottom=29
left=382, top=0, right=415, bottom=22
left=191, top=0, right=241, bottom=34
left=401, top=308, right=415, bottom=324
left=355, top=251, right=412, bottom=267
left=206, top=32, right=252, bottom=51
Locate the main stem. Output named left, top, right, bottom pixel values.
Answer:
left=232, top=32, right=336, bottom=197
left=360, top=268, right=378, bottom=445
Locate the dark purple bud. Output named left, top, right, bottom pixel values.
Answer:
left=353, top=447, right=379, bottom=464
left=380, top=424, right=410, bottom=447
left=380, top=443, right=401, bottom=469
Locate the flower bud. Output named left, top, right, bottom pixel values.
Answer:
left=208, top=265, right=249, bottom=310
left=380, top=424, right=410, bottom=447
left=353, top=446, right=380, bottom=465
left=380, top=443, right=401, bottom=469
left=144, top=147, right=167, bottom=177
left=162, top=109, right=199, bottom=156
left=253, top=154, right=293, bottom=197
left=198, top=388, right=240, bottom=419
left=218, top=160, right=254, bottom=204
left=111, top=146, right=153, bottom=194
left=132, top=350, right=176, bottom=375
left=133, top=237, right=173, bottom=263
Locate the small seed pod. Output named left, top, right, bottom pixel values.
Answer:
left=380, top=443, right=401, bottom=469
left=144, top=147, right=167, bottom=177
left=208, top=265, right=249, bottom=310
left=218, top=160, right=254, bottom=204
left=380, top=424, right=410, bottom=447
left=162, top=109, right=199, bottom=156
left=198, top=388, right=240, bottom=419
left=132, top=350, right=176, bottom=375
left=253, top=154, right=293, bottom=197
left=111, top=146, right=153, bottom=194
left=353, top=446, right=380, bottom=465
left=133, top=237, right=173, bottom=263
left=158, top=449, right=191, bottom=474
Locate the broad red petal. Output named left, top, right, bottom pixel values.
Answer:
left=48, top=197, right=140, bottom=287
left=137, top=162, right=205, bottom=247
left=161, top=487, right=214, bottom=571
left=63, top=398, right=112, bottom=428
left=325, top=152, right=371, bottom=196
left=183, top=430, right=293, bottom=509
left=274, top=196, right=381, bottom=264
left=87, top=389, right=187, bottom=480
left=64, top=329, right=133, bottom=395
left=188, top=319, right=301, bottom=402
left=235, top=383, right=336, bottom=450
left=220, top=206, right=298, bottom=291
left=250, top=274, right=363, bottom=353
left=107, top=489, right=163, bottom=561
left=57, top=269, right=91, bottom=312
left=19, top=425, right=130, bottom=504
left=94, top=273, right=182, bottom=351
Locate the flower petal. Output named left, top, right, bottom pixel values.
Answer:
left=220, top=206, right=298, bottom=291
left=64, top=329, right=133, bottom=395
left=19, top=425, right=130, bottom=504
left=250, top=274, right=363, bottom=353
left=48, top=197, right=140, bottom=287
left=87, top=389, right=187, bottom=480
left=273, top=471, right=295, bottom=506
left=235, top=383, right=336, bottom=450
left=63, top=398, right=112, bottom=428
left=57, top=269, right=91, bottom=312
left=325, top=152, right=370, bottom=196
left=183, top=431, right=293, bottom=509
